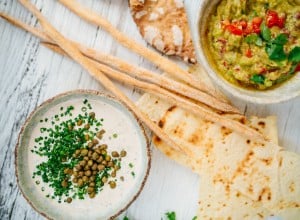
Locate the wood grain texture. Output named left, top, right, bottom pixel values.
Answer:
left=0, top=1, right=299, bottom=220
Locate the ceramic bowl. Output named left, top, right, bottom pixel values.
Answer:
left=185, top=1, right=300, bottom=104
left=15, top=90, right=151, bottom=220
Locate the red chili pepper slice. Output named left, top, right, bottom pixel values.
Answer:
left=266, top=10, right=285, bottom=28
left=245, top=49, right=253, bottom=58
left=225, top=24, right=243, bottom=35
left=251, top=17, right=263, bottom=34
left=259, top=67, right=267, bottom=74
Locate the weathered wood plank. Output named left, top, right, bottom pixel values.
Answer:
left=0, top=1, right=299, bottom=220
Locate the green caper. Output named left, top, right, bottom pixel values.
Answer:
left=89, top=112, right=95, bottom=119
left=120, top=150, right=127, bottom=157
left=108, top=161, right=114, bottom=167
left=85, top=170, right=92, bottom=177
left=68, top=125, right=73, bottom=131
left=109, top=181, right=116, bottom=189
left=111, top=171, right=116, bottom=178
left=100, top=144, right=107, bottom=150
left=87, top=160, right=93, bottom=167
left=78, top=171, right=84, bottom=177
left=87, top=187, right=95, bottom=194
left=105, top=155, right=111, bottom=162
left=88, top=150, right=93, bottom=158
left=120, top=176, right=124, bottom=181
left=75, top=149, right=81, bottom=156
left=101, top=160, right=107, bottom=166
left=61, top=180, right=68, bottom=188
left=92, top=170, right=97, bottom=175
left=89, top=182, right=95, bottom=187
left=77, top=119, right=83, bottom=126
left=89, top=192, right=96, bottom=198
left=92, top=152, right=99, bottom=160
left=111, top=151, right=119, bottom=157
left=95, top=148, right=102, bottom=154
left=82, top=176, right=89, bottom=183
left=84, top=124, right=90, bottom=130
left=80, top=149, right=88, bottom=156
left=66, top=197, right=72, bottom=203
left=72, top=178, right=78, bottom=183
left=84, top=165, right=89, bottom=171
left=79, top=160, right=87, bottom=167
left=97, top=164, right=105, bottom=171
left=84, top=134, right=90, bottom=141
left=75, top=164, right=82, bottom=171
left=96, top=130, right=105, bottom=138
left=96, top=157, right=103, bottom=163
left=87, top=142, right=94, bottom=148
left=92, top=139, right=99, bottom=145
left=83, top=156, right=89, bottom=161
left=77, top=179, right=83, bottom=187
left=102, top=176, right=107, bottom=183
left=91, top=164, right=97, bottom=171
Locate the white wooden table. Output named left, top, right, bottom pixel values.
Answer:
left=0, top=1, right=299, bottom=220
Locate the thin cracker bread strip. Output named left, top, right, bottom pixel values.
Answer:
left=0, top=13, right=266, bottom=140
left=18, top=0, right=193, bottom=156
left=58, top=0, right=226, bottom=101
left=42, top=43, right=245, bottom=130
left=0, top=12, right=239, bottom=114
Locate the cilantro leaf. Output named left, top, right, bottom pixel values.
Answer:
left=273, top=34, right=288, bottom=45
left=260, top=23, right=271, bottom=41
left=165, top=211, right=176, bottom=220
left=245, top=34, right=263, bottom=46
left=123, top=217, right=130, bottom=220
left=288, top=46, right=300, bottom=63
left=265, top=42, right=287, bottom=61
left=192, top=216, right=198, bottom=220
left=251, top=74, right=265, bottom=84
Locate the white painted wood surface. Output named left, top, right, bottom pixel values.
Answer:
left=0, top=1, right=299, bottom=220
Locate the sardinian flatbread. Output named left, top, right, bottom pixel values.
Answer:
left=129, top=0, right=196, bottom=63
left=136, top=92, right=300, bottom=219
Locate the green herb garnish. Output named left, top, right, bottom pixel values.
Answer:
left=265, top=34, right=288, bottom=62
left=165, top=211, right=176, bottom=220
left=245, top=34, right=263, bottom=46
left=260, top=23, right=271, bottom=41
left=250, top=74, right=265, bottom=84
left=32, top=100, right=125, bottom=203
left=288, top=46, right=300, bottom=63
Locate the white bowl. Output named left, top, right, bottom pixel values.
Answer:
left=15, top=90, right=151, bottom=220
left=185, top=1, right=300, bottom=104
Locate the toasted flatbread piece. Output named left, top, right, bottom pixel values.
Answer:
left=129, top=0, right=196, bottom=63
left=136, top=92, right=300, bottom=219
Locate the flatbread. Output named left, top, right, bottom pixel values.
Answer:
left=129, top=0, right=196, bottom=63
left=136, top=93, right=300, bottom=219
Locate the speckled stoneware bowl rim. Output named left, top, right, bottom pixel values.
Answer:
left=15, top=89, right=151, bottom=220
left=185, top=1, right=300, bottom=104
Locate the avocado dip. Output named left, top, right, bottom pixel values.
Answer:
left=206, top=0, right=300, bottom=90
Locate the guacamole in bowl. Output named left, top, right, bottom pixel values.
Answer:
left=205, top=0, right=300, bottom=90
